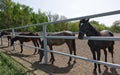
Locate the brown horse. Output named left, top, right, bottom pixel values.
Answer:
left=0, top=31, right=12, bottom=46
left=10, top=32, right=41, bottom=54
left=78, top=19, right=114, bottom=73
left=38, top=31, right=76, bottom=64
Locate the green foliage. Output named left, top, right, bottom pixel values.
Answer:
left=0, top=0, right=48, bottom=32
left=110, top=20, right=120, bottom=33
left=0, top=51, right=33, bottom=75
left=90, top=20, right=110, bottom=31
left=67, top=21, right=79, bottom=32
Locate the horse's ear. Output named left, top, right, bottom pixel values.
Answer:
left=80, top=19, right=85, bottom=23
left=85, top=18, right=89, bottom=22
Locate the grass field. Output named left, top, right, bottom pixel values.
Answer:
left=0, top=51, right=34, bottom=75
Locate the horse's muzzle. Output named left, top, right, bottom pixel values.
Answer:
left=78, top=32, right=84, bottom=39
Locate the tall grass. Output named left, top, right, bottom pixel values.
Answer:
left=0, top=51, right=34, bottom=75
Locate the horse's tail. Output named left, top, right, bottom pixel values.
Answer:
left=108, top=31, right=114, bottom=53
left=109, top=31, right=114, bottom=36
left=38, top=38, right=42, bottom=46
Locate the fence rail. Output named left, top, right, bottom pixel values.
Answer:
left=1, top=10, right=120, bottom=69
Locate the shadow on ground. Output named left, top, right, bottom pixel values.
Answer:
left=31, top=61, right=75, bottom=75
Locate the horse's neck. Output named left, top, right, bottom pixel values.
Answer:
left=86, top=25, right=100, bottom=36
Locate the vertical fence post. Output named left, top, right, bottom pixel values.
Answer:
left=12, top=29, right=15, bottom=50
left=43, top=24, right=48, bottom=64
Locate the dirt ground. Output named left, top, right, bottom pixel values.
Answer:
left=0, top=33, right=120, bottom=75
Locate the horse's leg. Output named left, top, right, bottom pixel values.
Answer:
left=73, top=49, right=76, bottom=63
left=36, top=40, right=40, bottom=54
left=20, top=41, right=23, bottom=53
left=90, top=47, right=97, bottom=74
left=108, top=45, right=114, bottom=63
left=72, top=39, right=76, bottom=63
left=103, top=48, right=107, bottom=62
left=66, top=41, right=72, bottom=65
left=97, top=50, right=101, bottom=73
left=103, top=48, right=108, bottom=68
left=49, top=45, right=55, bottom=64
left=32, top=40, right=38, bottom=54
left=34, top=39, right=40, bottom=54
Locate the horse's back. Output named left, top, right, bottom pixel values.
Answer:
left=47, top=31, right=75, bottom=46
left=100, top=30, right=114, bottom=36
left=48, top=31, right=75, bottom=36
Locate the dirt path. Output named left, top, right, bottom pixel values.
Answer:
left=0, top=33, right=120, bottom=75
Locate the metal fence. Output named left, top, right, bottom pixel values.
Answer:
left=1, top=10, right=120, bottom=68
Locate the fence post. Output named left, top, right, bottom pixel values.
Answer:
left=43, top=24, right=48, bottom=64
left=12, top=29, right=15, bottom=50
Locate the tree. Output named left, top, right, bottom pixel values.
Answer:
left=0, top=0, right=5, bottom=12
left=90, top=20, right=109, bottom=31
left=111, top=20, right=120, bottom=33
left=0, top=0, right=48, bottom=32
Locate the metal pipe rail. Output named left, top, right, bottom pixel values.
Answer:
left=15, top=35, right=43, bottom=38
left=46, top=49, right=120, bottom=68
left=47, top=36, right=120, bottom=41
left=10, top=34, right=120, bottom=41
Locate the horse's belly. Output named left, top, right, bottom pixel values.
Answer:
left=49, top=39, right=65, bottom=45
left=95, top=41, right=113, bottom=48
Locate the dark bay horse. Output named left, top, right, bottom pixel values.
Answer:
left=39, top=31, right=76, bottom=64
left=78, top=19, right=114, bottom=73
left=0, top=31, right=12, bottom=46
left=10, top=32, right=41, bottom=54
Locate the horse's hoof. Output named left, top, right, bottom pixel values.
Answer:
left=73, top=60, right=76, bottom=64
left=51, top=61, right=54, bottom=64
left=93, top=70, right=97, bottom=75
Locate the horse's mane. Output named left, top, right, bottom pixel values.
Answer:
left=88, top=23, right=100, bottom=35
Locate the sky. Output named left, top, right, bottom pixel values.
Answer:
left=12, top=0, right=120, bottom=27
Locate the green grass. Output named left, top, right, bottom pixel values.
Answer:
left=0, top=51, right=34, bottom=75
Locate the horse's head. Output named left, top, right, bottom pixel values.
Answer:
left=78, top=18, right=90, bottom=39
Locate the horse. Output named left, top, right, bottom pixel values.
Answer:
left=78, top=19, right=114, bottom=73
left=10, top=32, right=41, bottom=54
left=0, top=31, right=12, bottom=46
left=38, top=31, right=76, bottom=64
